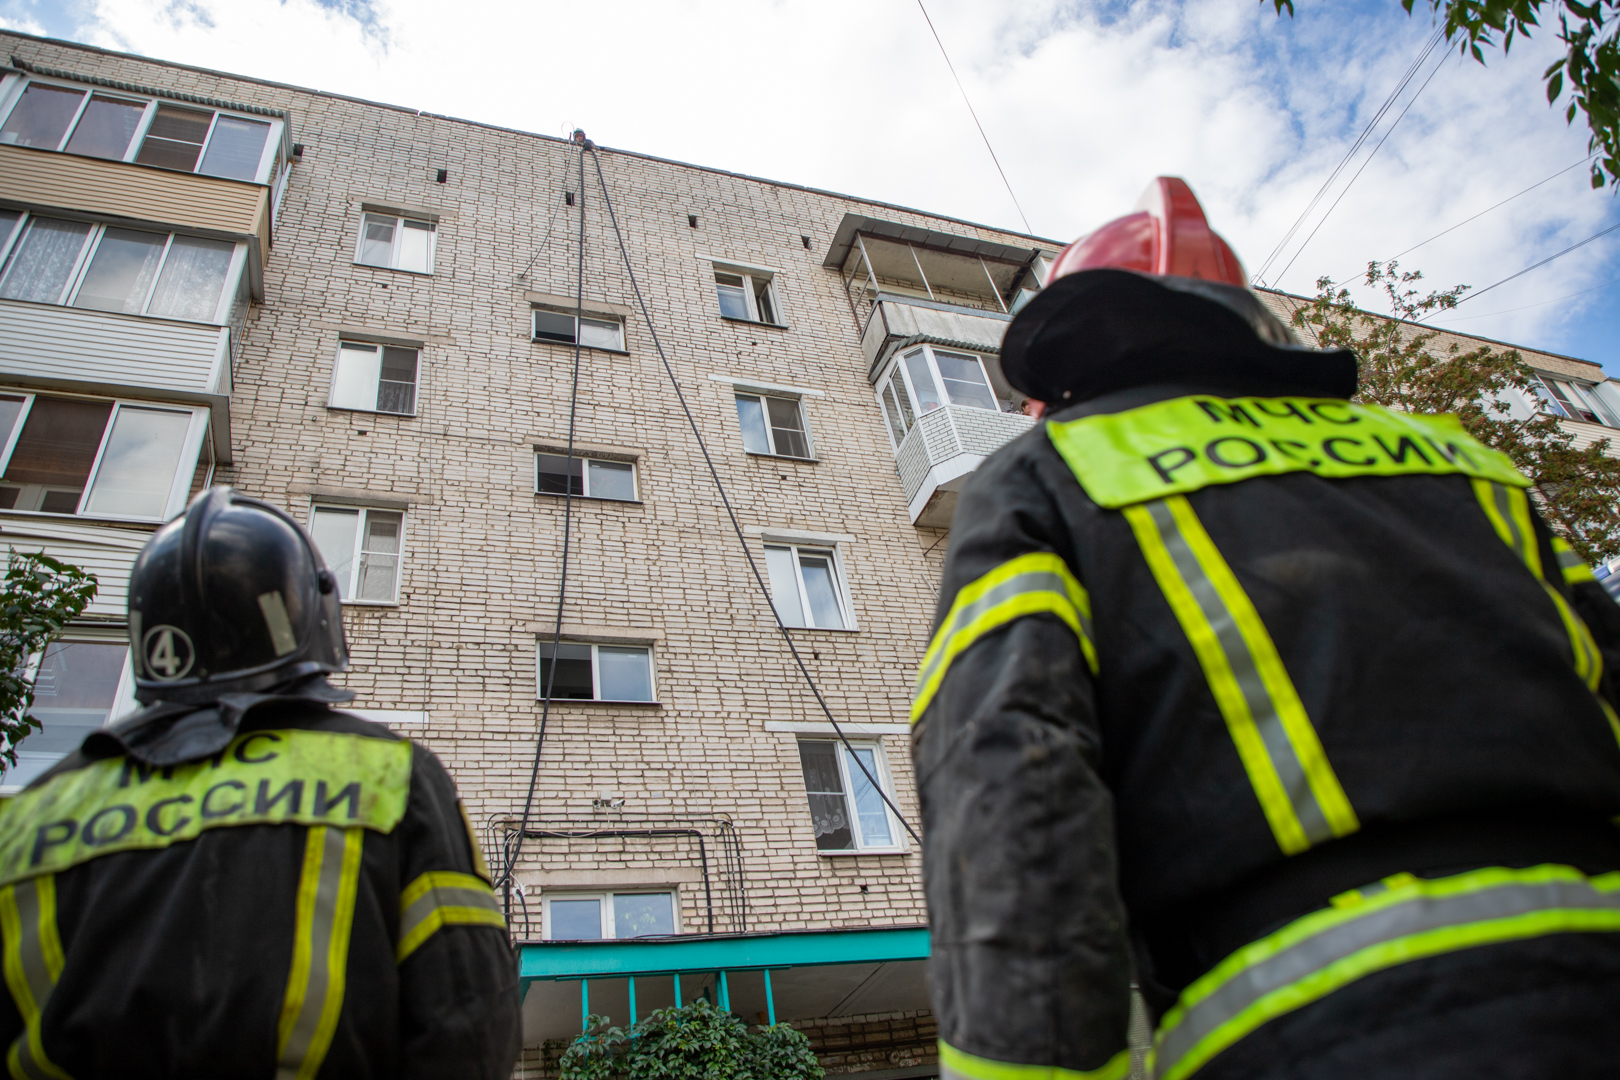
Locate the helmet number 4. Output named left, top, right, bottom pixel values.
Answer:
left=143, top=626, right=196, bottom=681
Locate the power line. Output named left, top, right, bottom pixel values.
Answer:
left=1253, top=28, right=1445, bottom=286
left=1421, top=219, right=1620, bottom=321
left=1269, top=44, right=1452, bottom=286
left=1440, top=272, right=1620, bottom=323
left=913, top=0, right=1032, bottom=234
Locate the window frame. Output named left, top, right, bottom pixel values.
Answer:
left=764, top=542, right=855, bottom=630
left=307, top=503, right=408, bottom=606
left=0, top=628, right=139, bottom=795
left=353, top=211, right=437, bottom=275
left=530, top=308, right=628, bottom=352
left=796, top=737, right=905, bottom=854
left=0, top=211, right=250, bottom=325
left=327, top=340, right=421, bottom=417
left=711, top=262, right=786, bottom=326
left=1536, top=374, right=1620, bottom=427
left=533, top=451, right=640, bottom=502
left=535, top=640, right=658, bottom=703
left=540, top=889, right=680, bottom=940
left=734, top=392, right=814, bottom=459
left=0, top=74, right=284, bottom=184
left=875, top=346, right=1001, bottom=448
left=0, top=390, right=210, bottom=522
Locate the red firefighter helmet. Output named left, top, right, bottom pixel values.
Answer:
left=1047, top=177, right=1246, bottom=287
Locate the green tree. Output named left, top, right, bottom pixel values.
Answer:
left=1271, top=0, right=1620, bottom=187
left=1288, top=262, right=1620, bottom=563
left=0, top=550, right=98, bottom=777
left=559, top=1000, right=823, bottom=1080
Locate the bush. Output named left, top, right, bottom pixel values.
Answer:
left=559, top=999, right=823, bottom=1080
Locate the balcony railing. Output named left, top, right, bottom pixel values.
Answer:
left=895, top=405, right=1034, bottom=528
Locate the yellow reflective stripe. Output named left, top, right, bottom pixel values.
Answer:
left=1552, top=537, right=1597, bottom=584
left=912, top=552, right=1094, bottom=724
left=1124, top=497, right=1358, bottom=855
left=396, top=870, right=506, bottom=963
left=938, top=1040, right=1128, bottom=1080
left=1472, top=481, right=1619, bottom=745
left=1151, top=865, right=1620, bottom=1080
left=276, top=826, right=363, bottom=1080
left=1, top=877, right=70, bottom=1080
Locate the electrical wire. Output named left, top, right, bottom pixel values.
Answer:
left=1253, top=28, right=1446, bottom=286
left=1438, top=272, right=1620, bottom=323
left=499, top=136, right=591, bottom=917
left=1268, top=43, right=1452, bottom=286
left=1420, top=218, right=1620, bottom=320
left=913, top=0, right=1033, bottom=235
left=1333, top=155, right=1595, bottom=287
left=588, top=145, right=924, bottom=847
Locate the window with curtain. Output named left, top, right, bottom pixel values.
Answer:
left=0, top=217, right=93, bottom=304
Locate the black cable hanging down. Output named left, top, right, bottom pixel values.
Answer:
left=588, top=146, right=923, bottom=847
left=498, top=134, right=592, bottom=919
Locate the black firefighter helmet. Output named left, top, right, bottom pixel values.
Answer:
left=128, top=487, right=348, bottom=704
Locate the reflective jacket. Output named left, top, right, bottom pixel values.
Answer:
left=0, top=701, right=520, bottom=1079
left=913, top=374, right=1620, bottom=1080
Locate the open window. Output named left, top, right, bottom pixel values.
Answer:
left=0, top=393, right=209, bottom=521
left=1535, top=375, right=1620, bottom=427
left=796, top=739, right=901, bottom=852
left=308, top=504, right=406, bottom=604
left=735, top=393, right=811, bottom=459
left=538, top=641, right=655, bottom=702
left=0, top=77, right=281, bottom=182
left=534, top=452, right=637, bottom=501
left=542, top=891, right=677, bottom=939
left=765, top=544, right=851, bottom=629
left=329, top=342, right=419, bottom=416
left=0, top=212, right=247, bottom=324
left=712, top=263, right=784, bottom=326
left=355, top=212, right=436, bottom=274
left=532, top=308, right=626, bottom=351
left=0, top=632, right=137, bottom=793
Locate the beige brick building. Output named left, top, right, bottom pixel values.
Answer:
left=4, top=29, right=1620, bottom=1078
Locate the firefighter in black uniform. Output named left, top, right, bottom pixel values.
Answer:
left=0, top=487, right=521, bottom=1079
left=913, top=178, right=1620, bottom=1080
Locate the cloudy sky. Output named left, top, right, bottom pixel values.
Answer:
left=6, top=0, right=1618, bottom=370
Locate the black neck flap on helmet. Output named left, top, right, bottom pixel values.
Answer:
left=110, top=487, right=353, bottom=762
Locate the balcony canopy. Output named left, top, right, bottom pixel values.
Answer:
left=823, top=214, right=1055, bottom=312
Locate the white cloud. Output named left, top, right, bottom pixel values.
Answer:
left=40, top=0, right=1620, bottom=366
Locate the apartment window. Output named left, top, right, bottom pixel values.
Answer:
left=309, top=505, right=405, bottom=604
left=534, top=452, right=637, bottom=501
left=713, top=266, right=782, bottom=325
left=538, top=642, right=654, bottom=702
left=543, top=891, right=676, bottom=940
left=765, top=544, right=850, bottom=629
left=0, top=79, right=277, bottom=181
left=2, top=637, right=135, bottom=793
left=0, top=393, right=208, bottom=520
left=0, top=212, right=244, bottom=323
left=355, top=212, right=435, bottom=274
left=797, top=739, right=899, bottom=852
left=532, top=309, right=626, bottom=351
left=735, top=394, right=811, bottom=458
left=1535, top=375, right=1620, bottom=427
left=875, top=346, right=999, bottom=446
left=329, top=342, right=419, bottom=416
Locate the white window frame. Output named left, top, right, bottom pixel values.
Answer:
left=327, top=341, right=421, bottom=417
left=712, top=261, right=785, bottom=326
left=797, top=737, right=905, bottom=854
left=530, top=308, right=627, bottom=352
left=533, top=451, right=639, bottom=501
left=353, top=212, right=437, bottom=274
left=765, top=542, right=855, bottom=630
left=734, top=392, right=813, bottom=459
left=536, top=640, right=657, bottom=703
left=540, top=890, right=680, bottom=940
left=0, top=628, right=140, bottom=795
left=0, top=75, right=284, bottom=183
left=308, top=503, right=407, bottom=606
left=0, top=391, right=209, bottom=522
left=876, top=346, right=1000, bottom=449
left=1536, top=374, right=1620, bottom=427
left=0, top=212, right=249, bottom=324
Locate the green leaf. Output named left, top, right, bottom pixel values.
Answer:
left=1549, top=70, right=1565, bottom=100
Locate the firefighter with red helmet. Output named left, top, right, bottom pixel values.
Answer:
left=913, top=178, right=1620, bottom=1079
left=0, top=487, right=520, bottom=1078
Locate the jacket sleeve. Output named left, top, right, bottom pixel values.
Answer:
left=911, top=444, right=1132, bottom=1080
left=395, top=742, right=522, bottom=1080
left=1549, top=536, right=1620, bottom=717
